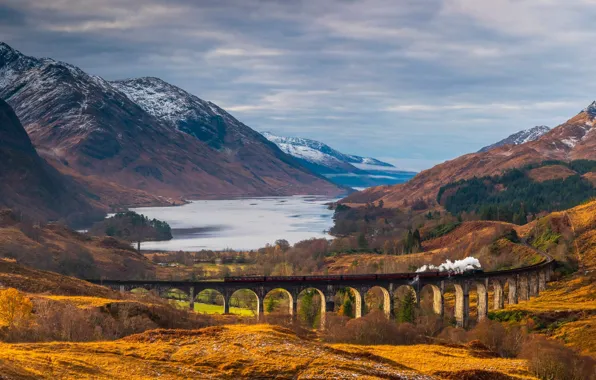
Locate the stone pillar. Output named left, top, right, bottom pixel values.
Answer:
left=223, top=294, right=231, bottom=314
left=493, top=280, right=504, bottom=310
left=292, top=299, right=298, bottom=322
left=508, top=277, right=518, bottom=305
left=538, top=271, right=547, bottom=291
left=189, top=286, right=195, bottom=312
left=353, top=289, right=364, bottom=318
left=455, top=282, right=469, bottom=328
left=530, top=273, right=539, bottom=297
left=433, top=282, right=444, bottom=317
left=519, top=274, right=530, bottom=301
left=119, top=285, right=125, bottom=293
left=256, top=295, right=264, bottom=322
left=477, top=281, right=489, bottom=322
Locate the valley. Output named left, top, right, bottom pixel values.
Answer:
left=2, top=7, right=596, bottom=378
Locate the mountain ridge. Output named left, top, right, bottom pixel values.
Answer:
left=342, top=100, right=596, bottom=208
left=0, top=42, right=343, bottom=203
left=478, top=125, right=551, bottom=153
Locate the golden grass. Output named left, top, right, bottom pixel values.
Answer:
left=0, top=259, right=114, bottom=297
left=552, top=315, right=596, bottom=354
left=36, top=296, right=128, bottom=309
left=505, top=276, right=596, bottom=313
left=334, top=343, right=537, bottom=379
left=0, top=325, right=434, bottom=379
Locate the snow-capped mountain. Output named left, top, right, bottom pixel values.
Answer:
left=0, top=42, right=342, bottom=201
left=479, top=125, right=551, bottom=152
left=262, top=132, right=416, bottom=188
left=262, top=132, right=393, bottom=171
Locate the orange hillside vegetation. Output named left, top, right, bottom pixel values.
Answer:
left=0, top=210, right=155, bottom=279
left=0, top=324, right=541, bottom=380
left=341, top=105, right=596, bottom=208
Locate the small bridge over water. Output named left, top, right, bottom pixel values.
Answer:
left=90, top=259, right=554, bottom=328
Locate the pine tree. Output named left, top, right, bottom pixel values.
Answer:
left=358, top=233, right=368, bottom=249
left=397, top=290, right=416, bottom=323
left=412, top=229, right=422, bottom=252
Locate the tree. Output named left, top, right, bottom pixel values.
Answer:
left=0, top=288, right=33, bottom=329
left=339, top=297, right=354, bottom=318
left=412, top=229, right=422, bottom=252
left=89, top=211, right=172, bottom=252
left=382, top=240, right=392, bottom=255
left=357, top=233, right=368, bottom=250
left=299, top=290, right=321, bottom=328
left=275, top=239, right=290, bottom=252
left=378, top=200, right=384, bottom=208
left=397, top=289, right=416, bottom=323
left=265, top=296, right=277, bottom=313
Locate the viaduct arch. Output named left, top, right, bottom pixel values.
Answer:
left=90, top=258, right=555, bottom=329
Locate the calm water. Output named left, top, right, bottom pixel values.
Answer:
left=130, top=195, right=337, bottom=251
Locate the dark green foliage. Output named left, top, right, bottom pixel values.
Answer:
left=397, top=290, right=416, bottom=323
left=425, top=222, right=461, bottom=240
left=402, top=229, right=421, bottom=254
left=90, top=211, right=173, bottom=244
left=502, top=229, right=520, bottom=243
left=338, top=288, right=356, bottom=318
left=299, top=289, right=321, bottom=328
left=357, top=233, right=369, bottom=249
left=265, top=296, right=277, bottom=313
left=438, top=161, right=596, bottom=224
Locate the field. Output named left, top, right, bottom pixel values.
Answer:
left=0, top=324, right=539, bottom=380
left=175, top=300, right=254, bottom=316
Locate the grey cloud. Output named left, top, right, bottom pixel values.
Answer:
left=2, top=0, right=596, bottom=170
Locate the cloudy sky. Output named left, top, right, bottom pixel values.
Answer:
left=2, top=0, right=596, bottom=171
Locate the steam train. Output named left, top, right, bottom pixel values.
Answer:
left=224, top=268, right=484, bottom=283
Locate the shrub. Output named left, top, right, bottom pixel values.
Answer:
left=323, top=311, right=424, bottom=345
left=0, top=288, right=33, bottom=330
left=469, top=320, right=526, bottom=358
left=520, top=335, right=596, bottom=380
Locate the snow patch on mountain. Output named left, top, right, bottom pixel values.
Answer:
left=262, top=132, right=394, bottom=170
left=479, top=125, right=551, bottom=152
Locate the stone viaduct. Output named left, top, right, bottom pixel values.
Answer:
left=90, top=257, right=554, bottom=328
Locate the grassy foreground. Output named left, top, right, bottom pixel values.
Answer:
left=0, top=324, right=538, bottom=379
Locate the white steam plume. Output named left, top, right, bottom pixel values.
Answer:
left=415, top=257, right=481, bottom=274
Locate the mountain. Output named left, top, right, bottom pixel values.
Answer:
left=0, top=42, right=342, bottom=201
left=342, top=101, right=596, bottom=208
left=478, top=125, right=551, bottom=152
left=0, top=99, right=103, bottom=226
left=261, top=132, right=416, bottom=188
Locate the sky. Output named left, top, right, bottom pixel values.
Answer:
left=2, top=0, right=596, bottom=171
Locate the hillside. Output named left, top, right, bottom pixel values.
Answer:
left=342, top=102, right=596, bottom=208
left=0, top=42, right=342, bottom=202
left=0, top=99, right=105, bottom=226
left=0, top=209, right=154, bottom=279
left=0, top=324, right=541, bottom=379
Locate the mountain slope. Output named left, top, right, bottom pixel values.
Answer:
left=342, top=101, right=596, bottom=207
left=262, top=132, right=393, bottom=172
left=262, top=131, right=416, bottom=188
left=479, top=125, right=551, bottom=152
left=0, top=99, right=103, bottom=225
left=0, top=42, right=342, bottom=200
